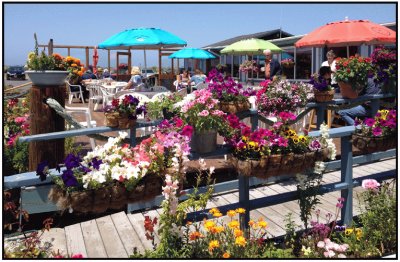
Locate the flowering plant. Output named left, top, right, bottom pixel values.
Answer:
left=370, top=46, right=396, bottom=84
left=225, top=112, right=336, bottom=160
left=64, top=55, right=85, bottom=81
left=174, top=89, right=227, bottom=132
left=354, top=109, right=396, bottom=137
left=309, top=73, right=333, bottom=92
left=239, top=60, right=259, bottom=73
left=335, top=56, right=373, bottom=91
left=26, top=34, right=67, bottom=71
left=146, top=93, right=184, bottom=120
left=256, top=79, right=314, bottom=117
left=104, top=95, right=146, bottom=119
left=118, top=63, right=128, bottom=70
left=206, top=69, right=255, bottom=103
left=281, top=58, right=295, bottom=68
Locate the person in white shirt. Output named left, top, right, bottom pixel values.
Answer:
left=321, top=50, right=339, bottom=92
left=124, top=66, right=143, bottom=90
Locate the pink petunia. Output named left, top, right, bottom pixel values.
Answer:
left=361, top=179, right=380, bottom=190
left=372, top=126, right=382, bottom=136
left=198, top=110, right=209, bottom=117
left=364, top=118, right=375, bottom=127
left=181, top=125, right=194, bottom=138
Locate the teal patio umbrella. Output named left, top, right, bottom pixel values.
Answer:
left=169, top=48, right=216, bottom=71
left=98, top=28, right=187, bottom=83
left=169, top=48, right=216, bottom=59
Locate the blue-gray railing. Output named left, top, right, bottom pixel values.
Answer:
left=5, top=95, right=396, bottom=230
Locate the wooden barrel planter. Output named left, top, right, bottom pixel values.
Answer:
left=48, top=173, right=163, bottom=214
left=104, top=112, right=136, bottom=128
left=352, top=134, right=396, bottom=154
left=314, top=89, right=335, bottom=102
left=231, top=151, right=318, bottom=178
left=219, top=100, right=250, bottom=114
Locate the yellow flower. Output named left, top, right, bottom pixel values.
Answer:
left=248, top=141, right=258, bottom=148
left=235, top=236, right=247, bottom=247
left=209, top=240, right=220, bottom=252
left=301, top=245, right=312, bottom=256
left=227, top=210, right=236, bottom=217
left=228, top=220, right=240, bottom=229
left=355, top=228, right=363, bottom=240
left=241, top=136, right=248, bottom=142
left=209, top=207, right=220, bottom=215
left=28, top=52, right=36, bottom=60
left=292, top=136, right=300, bottom=144
left=222, top=252, right=230, bottom=258
left=204, top=220, right=216, bottom=231
left=345, top=228, right=354, bottom=235
left=298, top=135, right=307, bottom=143
left=235, top=208, right=246, bottom=214
left=378, top=109, right=389, bottom=120
left=257, top=220, right=268, bottom=229
left=234, top=229, right=243, bottom=237
left=213, top=212, right=223, bottom=218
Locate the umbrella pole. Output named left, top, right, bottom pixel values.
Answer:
left=251, top=55, right=254, bottom=83
left=346, top=46, right=350, bottom=58
left=144, top=49, right=148, bottom=86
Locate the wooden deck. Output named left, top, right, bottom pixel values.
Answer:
left=28, top=157, right=396, bottom=258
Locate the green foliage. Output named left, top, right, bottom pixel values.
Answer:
left=339, top=179, right=397, bottom=257
left=64, top=137, right=82, bottom=156
left=146, top=93, right=183, bottom=120
left=296, top=173, right=323, bottom=230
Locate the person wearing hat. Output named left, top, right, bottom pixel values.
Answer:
left=124, top=66, right=143, bottom=90
left=102, top=68, right=111, bottom=79
left=262, top=49, right=281, bottom=80
left=81, top=65, right=98, bottom=81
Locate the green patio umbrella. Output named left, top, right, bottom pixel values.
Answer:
left=220, top=38, right=282, bottom=55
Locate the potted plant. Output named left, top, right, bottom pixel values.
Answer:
left=207, top=69, right=254, bottom=114
left=256, top=79, right=314, bottom=117
left=103, top=95, right=146, bottom=128
left=64, top=56, right=85, bottom=84
left=174, top=88, right=227, bottom=153
left=25, top=33, right=69, bottom=86
left=352, top=109, right=396, bottom=153
left=370, top=46, right=396, bottom=94
left=281, top=58, right=295, bottom=68
left=334, top=55, right=374, bottom=99
left=309, top=73, right=335, bottom=102
left=146, top=93, right=184, bottom=120
left=225, top=112, right=336, bottom=178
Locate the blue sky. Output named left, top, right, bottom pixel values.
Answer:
left=3, top=2, right=396, bottom=68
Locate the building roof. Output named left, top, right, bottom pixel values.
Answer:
left=203, top=29, right=293, bottom=49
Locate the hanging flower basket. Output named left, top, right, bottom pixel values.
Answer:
left=104, top=112, right=120, bottom=127
left=219, top=100, right=250, bottom=114
left=117, top=114, right=136, bottom=129
left=314, top=89, right=335, bottom=102
left=231, top=152, right=317, bottom=178
left=352, top=134, right=396, bottom=154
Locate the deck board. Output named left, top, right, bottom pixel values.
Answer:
left=64, top=223, right=87, bottom=257
left=5, top=158, right=396, bottom=258
left=80, top=219, right=108, bottom=258
left=96, top=215, right=127, bottom=258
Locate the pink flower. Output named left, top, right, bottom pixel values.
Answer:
left=361, top=179, right=380, bottom=190
left=71, top=254, right=84, bottom=258
left=317, top=241, right=325, bottom=248
left=324, top=250, right=336, bottom=258
left=364, top=118, right=375, bottom=127
left=211, top=110, right=226, bottom=116
left=198, top=110, right=209, bottom=117
left=372, top=126, right=382, bottom=136
left=14, top=116, right=27, bottom=124
left=175, top=117, right=184, bottom=127
left=181, top=125, right=194, bottom=138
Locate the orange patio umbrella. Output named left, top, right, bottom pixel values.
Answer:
left=295, top=19, right=396, bottom=48
left=93, top=46, right=99, bottom=75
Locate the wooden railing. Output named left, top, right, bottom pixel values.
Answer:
left=5, top=95, right=396, bottom=229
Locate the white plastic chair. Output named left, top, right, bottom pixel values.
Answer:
left=115, top=92, right=151, bottom=106
left=86, top=84, right=103, bottom=111
left=65, top=105, right=96, bottom=150
left=99, top=85, right=115, bottom=108
left=66, top=81, right=85, bottom=104
left=152, top=86, right=169, bottom=92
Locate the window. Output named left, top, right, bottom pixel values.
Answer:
left=295, top=48, right=312, bottom=80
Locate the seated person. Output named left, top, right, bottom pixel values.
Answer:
left=337, top=78, right=382, bottom=126
left=102, top=69, right=111, bottom=79
left=190, top=69, right=206, bottom=86
left=319, top=66, right=332, bottom=84
left=81, top=66, right=98, bottom=82
left=124, top=66, right=143, bottom=90
left=176, top=69, right=191, bottom=89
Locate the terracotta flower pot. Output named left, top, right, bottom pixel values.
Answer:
left=338, top=81, right=361, bottom=99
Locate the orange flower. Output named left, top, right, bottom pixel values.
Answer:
left=52, top=53, right=63, bottom=60
left=213, top=212, right=223, bottom=218
left=209, top=207, right=220, bottom=215
left=235, top=208, right=246, bottom=214
left=71, top=63, right=77, bottom=67
left=248, top=220, right=255, bottom=227
left=186, top=221, right=193, bottom=226
left=189, top=231, right=203, bottom=241
left=234, top=229, right=243, bottom=237
left=226, top=210, right=236, bottom=217
left=257, top=220, right=268, bottom=229
left=222, top=252, right=230, bottom=258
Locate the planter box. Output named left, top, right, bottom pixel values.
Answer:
left=26, top=70, right=69, bottom=86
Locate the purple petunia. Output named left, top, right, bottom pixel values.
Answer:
left=61, top=169, right=79, bottom=187
left=309, top=140, right=322, bottom=151
left=36, top=160, right=49, bottom=181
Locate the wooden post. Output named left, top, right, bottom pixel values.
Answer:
left=67, top=47, right=70, bottom=56
left=108, top=50, right=111, bottom=72
left=171, top=58, right=174, bottom=78
left=158, top=49, right=162, bottom=86
left=29, top=84, right=66, bottom=171
left=48, top=39, right=53, bottom=56
left=85, top=47, right=89, bottom=68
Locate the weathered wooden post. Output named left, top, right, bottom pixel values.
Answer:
left=28, top=83, right=66, bottom=171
